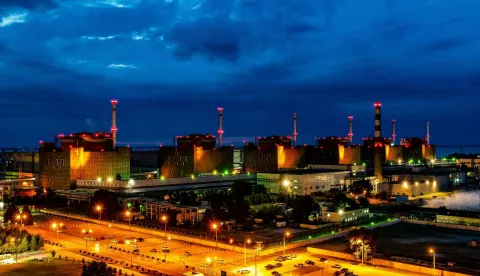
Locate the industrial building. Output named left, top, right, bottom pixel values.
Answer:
left=321, top=207, right=370, bottom=223
left=39, top=100, right=130, bottom=190
left=0, top=149, right=39, bottom=175
left=257, top=169, right=351, bottom=195
left=379, top=172, right=449, bottom=197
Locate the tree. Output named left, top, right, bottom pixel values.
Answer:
left=4, top=204, right=19, bottom=223
left=358, top=197, right=369, bottom=207
left=347, top=227, right=377, bottom=262
left=21, top=205, right=33, bottom=225
left=51, top=250, right=56, bottom=258
left=36, top=234, right=44, bottom=248
left=252, top=184, right=267, bottom=194
left=349, top=179, right=373, bottom=195
left=231, top=180, right=252, bottom=199
left=19, top=236, right=29, bottom=253
left=291, top=195, right=314, bottom=222
left=116, top=173, right=122, bottom=181
left=378, top=191, right=388, bottom=200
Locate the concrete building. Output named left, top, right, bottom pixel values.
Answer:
left=144, top=201, right=207, bottom=225
left=321, top=207, right=370, bottom=223
left=0, top=149, right=39, bottom=174
left=39, top=133, right=130, bottom=190
left=457, top=157, right=480, bottom=170
left=379, top=172, right=449, bottom=197
left=257, top=169, right=351, bottom=195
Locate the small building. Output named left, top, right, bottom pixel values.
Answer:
left=257, top=169, right=351, bottom=195
left=379, top=172, right=449, bottom=197
left=144, top=201, right=207, bottom=225
left=321, top=207, right=370, bottom=223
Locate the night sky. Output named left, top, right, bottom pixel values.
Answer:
left=0, top=0, right=479, bottom=148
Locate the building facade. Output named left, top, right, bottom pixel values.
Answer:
left=321, top=208, right=370, bottom=223
left=379, top=173, right=449, bottom=197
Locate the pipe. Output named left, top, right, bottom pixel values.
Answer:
left=218, top=107, right=224, bottom=148
left=110, top=100, right=118, bottom=149
left=426, top=122, right=430, bottom=146
left=348, top=116, right=354, bottom=144
left=391, top=119, right=396, bottom=145
left=293, top=113, right=298, bottom=147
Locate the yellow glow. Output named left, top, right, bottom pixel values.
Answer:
left=398, top=159, right=402, bottom=165
left=403, top=181, right=408, bottom=188
left=82, top=229, right=86, bottom=234
left=168, top=236, right=171, bottom=241
left=11, top=238, right=15, bottom=242
left=277, top=145, right=286, bottom=168
left=126, top=240, right=130, bottom=245
left=246, top=239, right=251, bottom=244
left=429, top=248, right=434, bottom=254
left=285, top=231, right=291, bottom=237
left=229, top=238, right=234, bottom=244
left=60, top=223, right=63, bottom=227
left=52, top=223, right=57, bottom=229
left=16, top=215, right=20, bottom=219
left=433, top=181, right=437, bottom=186
left=338, top=210, right=344, bottom=215
left=107, top=177, right=113, bottom=183
left=96, top=205, right=102, bottom=211
left=357, top=239, right=362, bottom=243
left=97, top=177, right=102, bottom=183
left=426, top=180, right=430, bottom=185
left=213, top=170, right=217, bottom=175
left=282, top=179, right=290, bottom=187
left=126, top=211, right=131, bottom=217
left=415, top=181, right=419, bottom=186
left=161, top=215, right=167, bottom=222
left=212, top=223, right=218, bottom=230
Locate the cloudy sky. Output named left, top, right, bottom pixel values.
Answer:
left=0, top=0, right=479, bottom=148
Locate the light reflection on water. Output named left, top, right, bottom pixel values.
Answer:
left=423, top=191, right=480, bottom=211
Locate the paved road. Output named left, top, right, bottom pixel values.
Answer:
left=26, top=214, right=427, bottom=276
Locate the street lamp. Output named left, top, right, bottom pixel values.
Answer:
left=244, top=239, right=251, bottom=265
left=11, top=238, right=18, bottom=263
left=52, top=223, right=59, bottom=239
left=125, top=211, right=131, bottom=229
left=161, top=215, right=168, bottom=238
left=429, top=248, right=435, bottom=274
left=212, top=223, right=218, bottom=247
left=126, top=240, right=133, bottom=267
left=283, top=231, right=291, bottom=255
left=357, top=239, right=365, bottom=265
left=96, top=205, right=102, bottom=221
left=82, top=229, right=93, bottom=251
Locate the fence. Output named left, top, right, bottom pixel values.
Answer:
left=403, top=219, right=480, bottom=232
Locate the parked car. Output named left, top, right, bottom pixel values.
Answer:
left=332, top=264, right=342, bottom=269
left=184, top=252, right=192, bottom=257
left=305, top=260, right=315, bottom=265
left=265, top=264, right=274, bottom=270
left=111, top=239, right=118, bottom=243
left=99, top=236, right=106, bottom=240
left=334, top=271, right=342, bottom=276
left=137, top=238, right=144, bottom=242
left=150, top=249, right=157, bottom=253
left=290, top=254, right=297, bottom=258
left=271, top=272, right=281, bottom=276
left=133, top=249, right=140, bottom=253
left=275, top=256, right=286, bottom=262
left=161, top=247, right=170, bottom=253
left=341, top=268, right=349, bottom=273
left=285, top=256, right=292, bottom=260
left=294, top=263, right=305, bottom=268
left=62, top=225, right=68, bottom=229
left=216, top=259, right=224, bottom=264
left=118, top=240, right=125, bottom=244
left=319, top=258, right=328, bottom=263
left=132, top=244, right=138, bottom=248
left=108, top=235, right=115, bottom=239
left=274, top=263, right=282, bottom=268
left=239, top=270, right=250, bottom=275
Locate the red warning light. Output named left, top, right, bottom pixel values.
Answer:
left=374, top=102, right=382, bottom=107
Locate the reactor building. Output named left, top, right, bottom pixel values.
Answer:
left=39, top=100, right=130, bottom=190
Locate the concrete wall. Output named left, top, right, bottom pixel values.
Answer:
left=385, top=145, right=402, bottom=163
left=338, top=146, right=361, bottom=165
left=307, top=247, right=469, bottom=276
left=403, top=219, right=480, bottom=232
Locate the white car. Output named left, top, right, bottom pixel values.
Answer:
left=216, top=259, right=224, bottom=264
left=111, top=239, right=118, bottom=243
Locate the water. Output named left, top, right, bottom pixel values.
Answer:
left=423, top=191, right=480, bottom=211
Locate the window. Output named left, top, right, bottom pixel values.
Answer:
left=48, top=177, right=51, bottom=182
left=184, top=156, right=188, bottom=162
left=176, top=162, right=179, bottom=165
left=60, top=159, right=64, bottom=166
left=169, top=170, right=172, bottom=175
left=182, top=162, right=184, bottom=166
left=316, top=186, right=319, bottom=189
left=166, top=161, right=169, bottom=165
left=56, top=159, right=59, bottom=166
left=47, top=159, right=50, bottom=165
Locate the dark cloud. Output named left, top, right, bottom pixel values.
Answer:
left=168, top=18, right=243, bottom=62
left=422, top=37, right=471, bottom=52
left=0, top=0, right=57, bottom=10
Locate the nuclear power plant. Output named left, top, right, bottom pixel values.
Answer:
left=0, top=99, right=443, bottom=191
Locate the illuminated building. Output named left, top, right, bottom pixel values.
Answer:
left=157, top=134, right=233, bottom=178
left=39, top=133, right=130, bottom=190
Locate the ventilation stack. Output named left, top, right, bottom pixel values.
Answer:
left=217, top=107, right=224, bottom=148
left=426, top=122, right=430, bottom=146
left=348, top=116, right=354, bottom=144
left=111, top=99, right=118, bottom=149
left=391, top=119, right=396, bottom=145
left=293, top=113, right=298, bottom=147
left=374, top=102, right=383, bottom=182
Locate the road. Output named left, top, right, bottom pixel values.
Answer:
left=25, top=214, right=426, bottom=276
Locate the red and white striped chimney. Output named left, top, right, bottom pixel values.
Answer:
left=293, top=113, right=298, bottom=147
left=392, top=119, right=396, bottom=145
left=426, top=122, right=430, bottom=146
left=111, top=100, right=118, bottom=149
left=348, top=116, right=353, bottom=144
left=217, top=107, right=224, bottom=148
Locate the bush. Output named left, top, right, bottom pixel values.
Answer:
left=51, top=250, right=56, bottom=258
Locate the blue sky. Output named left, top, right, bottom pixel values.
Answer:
left=0, top=0, right=479, bottom=147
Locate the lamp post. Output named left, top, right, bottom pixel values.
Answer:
left=212, top=223, right=218, bottom=248
left=282, top=179, right=291, bottom=206
left=11, top=238, right=17, bottom=263
left=283, top=231, right=291, bottom=256
left=96, top=205, right=102, bottom=221
left=161, top=215, right=167, bottom=238
left=125, top=211, right=131, bottom=230
left=164, top=237, right=170, bottom=261
left=244, top=239, right=251, bottom=265
left=52, top=223, right=59, bottom=239
left=126, top=240, right=133, bottom=267
left=16, top=214, right=26, bottom=228
left=357, top=239, right=364, bottom=265
left=429, top=248, right=435, bottom=275
left=82, top=229, right=93, bottom=251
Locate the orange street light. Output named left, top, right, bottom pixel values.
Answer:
left=125, top=211, right=131, bottom=229
left=429, top=248, right=436, bottom=272
left=284, top=231, right=291, bottom=255
left=212, top=223, right=219, bottom=247
left=244, top=239, right=252, bottom=265
left=161, top=215, right=168, bottom=238
left=96, top=205, right=103, bottom=221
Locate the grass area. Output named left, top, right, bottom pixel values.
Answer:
left=0, top=259, right=82, bottom=276
left=317, top=222, right=480, bottom=271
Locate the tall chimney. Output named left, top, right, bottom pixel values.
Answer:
left=426, top=122, right=430, bottom=146
left=391, top=119, right=396, bottom=145
left=293, top=113, right=298, bottom=147
left=217, top=107, right=224, bottom=148
left=111, top=99, right=118, bottom=149
left=348, top=116, right=354, bottom=144
left=373, top=102, right=383, bottom=182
